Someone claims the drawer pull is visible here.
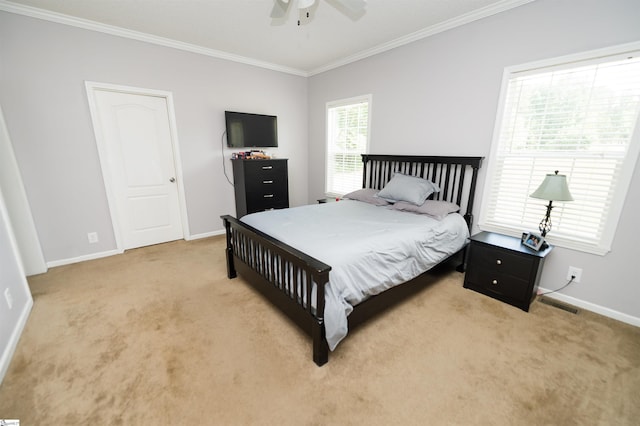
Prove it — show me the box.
[496,259,502,265]
[263,180,274,184]
[262,166,273,170]
[263,194,274,198]
[492,279,498,285]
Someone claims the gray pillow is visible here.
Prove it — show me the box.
[342,188,390,206]
[377,173,440,205]
[390,200,460,220]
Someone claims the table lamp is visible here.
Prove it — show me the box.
[529,171,574,237]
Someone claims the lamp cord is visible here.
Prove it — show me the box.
[538,276,575,296]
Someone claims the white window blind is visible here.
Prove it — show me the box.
[325,96,371,196]
[480,47,640,255]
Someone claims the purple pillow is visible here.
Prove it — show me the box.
[343,188,390,206]
[390,200,460,220]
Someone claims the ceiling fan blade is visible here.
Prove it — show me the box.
[270,0,290,19]
[325,0,366,19]
[333,0,366,14]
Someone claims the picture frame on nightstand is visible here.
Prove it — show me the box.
[522,232,545,251]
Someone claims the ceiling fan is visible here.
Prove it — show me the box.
[270,0,367,25]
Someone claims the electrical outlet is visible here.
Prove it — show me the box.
[87,232,99,244]
[567,266,582,283]
[4,288,13,310]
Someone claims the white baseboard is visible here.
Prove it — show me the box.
[46,248,123,268]
[538,288,640,327]
[46,232,226,268]
[0,297,33,385]
[186,229,225,240]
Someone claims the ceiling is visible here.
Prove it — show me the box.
[1,0,532,75]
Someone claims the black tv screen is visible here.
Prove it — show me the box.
[225,111,278,148]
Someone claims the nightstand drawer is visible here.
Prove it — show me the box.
[465,268,530,301]
[470,245,535,279]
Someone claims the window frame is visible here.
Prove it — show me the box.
[324,94,372,197]
[479,41,640,255]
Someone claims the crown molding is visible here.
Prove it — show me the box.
[308,0,536,76]
[0,0,309,77]
[1,0,534,78]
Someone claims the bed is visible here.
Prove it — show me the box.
[221,154,482,366]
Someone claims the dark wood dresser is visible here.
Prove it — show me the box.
[463,231,552,311]
[231,158,289,218]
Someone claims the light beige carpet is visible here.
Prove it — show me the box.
[0,236,638,425]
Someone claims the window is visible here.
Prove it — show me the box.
[325,95,371,196]
[479,44,640,255]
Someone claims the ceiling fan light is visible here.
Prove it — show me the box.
[298,0,316,9]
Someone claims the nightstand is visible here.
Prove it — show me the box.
[463,231,552,311]
[317,197,339,203]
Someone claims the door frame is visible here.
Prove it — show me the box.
[85,81,190,252]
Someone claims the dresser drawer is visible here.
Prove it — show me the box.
[246,177,288,197]
[246,188,288,202]
[246,196,289,213]
[246,186,288,212]
[242,160,287,180]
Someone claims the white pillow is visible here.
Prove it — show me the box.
[377,173,440,205]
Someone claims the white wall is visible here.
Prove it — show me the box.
[0,184,33,385]
[0,11,308,264]
[0,103,46,276]
[308,0,640,322]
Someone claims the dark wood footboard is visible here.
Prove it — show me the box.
[222,215,332,366]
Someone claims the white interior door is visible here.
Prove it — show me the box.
[88,86,184,250]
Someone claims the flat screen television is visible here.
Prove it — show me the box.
[225,111,278,148]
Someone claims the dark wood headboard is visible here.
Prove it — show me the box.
[361,154,483,228]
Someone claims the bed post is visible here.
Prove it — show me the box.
[222,216,237,279]
[312,270,329,366]
[457,160,482,272]
[463,161,481,229]
[312,320,328,366]
[361,154,369,189]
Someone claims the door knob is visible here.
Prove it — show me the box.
[169,177,176,183]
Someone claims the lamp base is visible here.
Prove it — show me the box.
[539,201,554,237]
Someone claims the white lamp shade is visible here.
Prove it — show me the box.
[530,172,574,201]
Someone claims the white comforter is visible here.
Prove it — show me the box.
[241,200,469,350]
